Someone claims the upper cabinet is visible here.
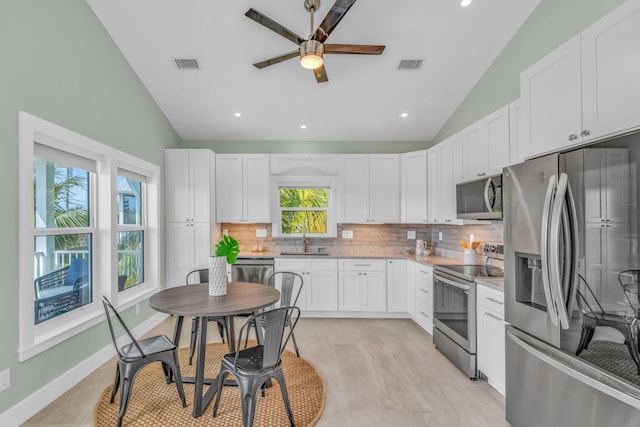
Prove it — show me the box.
[461,105,510,182]
[428,132,463,224]
[338,154,400,223]
[520,0,640,159]
[216,154,270,223]
[400,150,428,223]
[166,149,214,223]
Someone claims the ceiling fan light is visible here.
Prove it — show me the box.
[300,40,324,69]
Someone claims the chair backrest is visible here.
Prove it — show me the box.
[618,269,640,310]
[236,306,300,371]
[101,296,145,359]
[186,268,208,285]
[575,274,605,319]
[267,272,303,308]
[64,257,90,288]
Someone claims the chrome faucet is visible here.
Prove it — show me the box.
[302,217,308,253]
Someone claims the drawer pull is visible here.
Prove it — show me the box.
[486,297,504,305]
[419,289,429,294]
[420,311,430,318]
[354,264,371,267]
[419,270,431,275]
[484,312,503,321]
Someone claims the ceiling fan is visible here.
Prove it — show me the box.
[245,0,385,83]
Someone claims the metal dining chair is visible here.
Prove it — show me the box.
[101,296,186,427]
[186,268,228,364]
[212,306,301,427]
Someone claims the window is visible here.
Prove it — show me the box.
[19,112,160,360]
[280,188,329,234]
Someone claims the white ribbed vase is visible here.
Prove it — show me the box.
[208,256,228,296]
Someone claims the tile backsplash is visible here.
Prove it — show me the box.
[221,222,503,260]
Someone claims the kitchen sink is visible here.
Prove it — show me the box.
[280,252,330,256]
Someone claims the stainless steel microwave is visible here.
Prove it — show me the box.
[456,174,503,220]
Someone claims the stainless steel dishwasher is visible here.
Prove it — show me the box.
[231,257,274,285]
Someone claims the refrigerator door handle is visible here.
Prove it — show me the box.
[541,174,559,327]
[564,177,579,319]
[508,329,640,410]
[549,173,570,329]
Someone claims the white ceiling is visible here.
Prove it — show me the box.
[87,0,540,142]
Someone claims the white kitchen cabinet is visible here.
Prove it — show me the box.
[414,264,433,334]
[338,259,387,312]
[338,154,400,223]
[461,105,510,182]
[165,149,216,287]
[428,133,465,224]
[216,154,270,223]
[400,150,428,223]
[477,284,505,396]
[509,99,525,166]
[386,259,408,313]
[406,260,416,316]
[275,258,338,312]
[520,1,640,160]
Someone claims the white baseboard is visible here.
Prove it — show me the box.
[0,312,169,427]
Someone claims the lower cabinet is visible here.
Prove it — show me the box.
[414,265,434,334]
[338,259,387,312]
[477,284,506,396]
[386,259,408,313]
[275,258,338,312]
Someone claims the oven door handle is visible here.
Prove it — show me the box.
[434,274,471,292]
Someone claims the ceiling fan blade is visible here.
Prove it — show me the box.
[312,0,357,43]
[324,44,385,55]
[252,50,300,69]
[245,8,305,45]
[313,64,329,83]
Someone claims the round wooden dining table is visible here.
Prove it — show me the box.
[149,281,280,417]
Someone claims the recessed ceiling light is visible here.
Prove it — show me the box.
[401,112,409,118]
[461,0,473,7]
[234,112,241,117]
[300,124,308,129]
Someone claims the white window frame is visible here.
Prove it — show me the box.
[18,112,160,361]
[270,175,337,238]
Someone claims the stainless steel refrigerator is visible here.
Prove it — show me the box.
[504,139,640,426]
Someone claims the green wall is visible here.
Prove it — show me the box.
[183,140,428,154]
[0,0,179,414]
[433,0,626,144]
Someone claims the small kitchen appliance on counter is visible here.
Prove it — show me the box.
[432,243,504,379]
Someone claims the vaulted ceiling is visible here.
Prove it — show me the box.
[87,0,540,142]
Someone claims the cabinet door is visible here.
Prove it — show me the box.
[306,269,338,311]
[477,306,505,396]
[485,106,510,174]
[190,150,213,223]
[216,154,244,222]
[166,223,193,287]
[462,121,487,182]
[427,147,440,223]
[166,150,190,222]
[192,222,211,269]
[604,149,630,223]
[400,151,428,223]
[438,138,457,222]
[386,260,407,312]
[243,154,270,222]
[369,154,400,223]
[338,155,370,223]
[363,271,387,312]
[520,35,582,158]
[582,1,640,142]
[338,271,362,311]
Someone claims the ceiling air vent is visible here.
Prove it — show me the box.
[174,58,200,70]
[397,59,424,71]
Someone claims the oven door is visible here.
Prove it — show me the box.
[433,272,476,353]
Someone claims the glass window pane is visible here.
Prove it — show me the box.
[280,188,328,208]
[281,211,327,234]
[33,159,90,229]
[117,176,142,226]
[118,231,144,291]
[33,235,92,324]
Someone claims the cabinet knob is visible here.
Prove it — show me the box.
[568,134,579,141]
[581,129,591,137]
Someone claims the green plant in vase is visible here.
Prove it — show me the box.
[209,235,240,296]
[214,235,240,264]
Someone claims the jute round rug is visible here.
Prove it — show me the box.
[93,343,325,426]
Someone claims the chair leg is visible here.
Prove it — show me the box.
[212,370,228,418]
[291,330,300,358]
[273,369,295,426]
[621,327,640,375]
[575,325,595,356]
[117,376,133,427]
[237,376,262,427]
[110,364,120,404]
[189,317,199,365]
[217,322,226,344]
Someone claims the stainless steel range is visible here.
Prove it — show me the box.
[433,243,504,379]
